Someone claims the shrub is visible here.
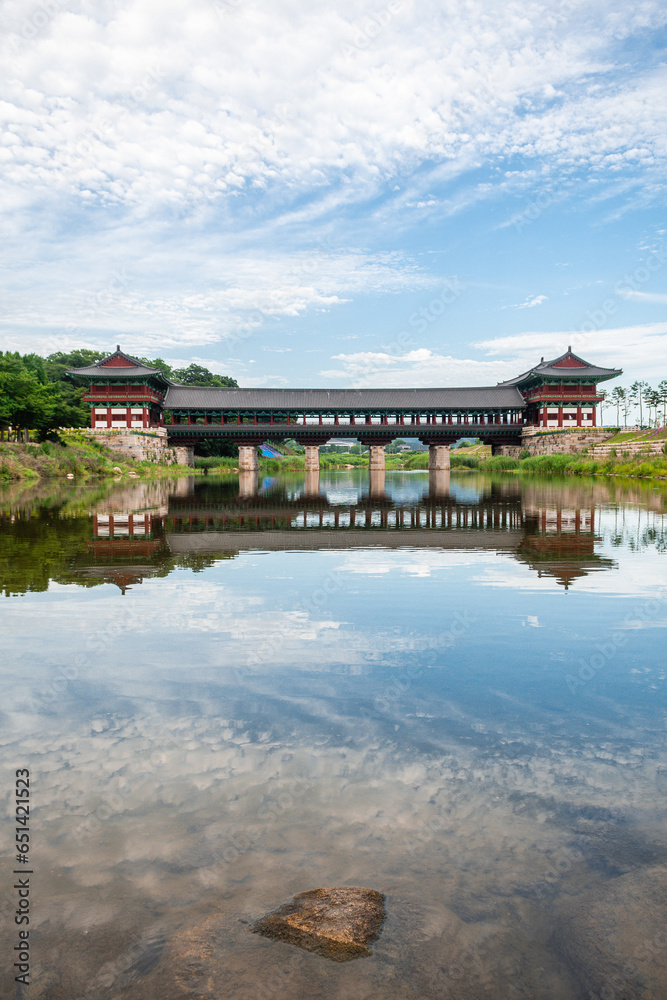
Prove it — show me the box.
[482,455,519,471]
[402,452,430,470]
[450,454,479,469]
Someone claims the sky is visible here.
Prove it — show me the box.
[1,0,666,391]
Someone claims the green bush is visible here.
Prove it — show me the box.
[449,454,479,469]
[402,452,429,470]
[520,453,572,473]
[479,455,519,471]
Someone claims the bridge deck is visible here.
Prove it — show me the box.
[165,420,523,445]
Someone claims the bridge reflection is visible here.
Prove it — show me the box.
[81,471,618,590]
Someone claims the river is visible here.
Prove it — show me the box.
[1,470,666,999]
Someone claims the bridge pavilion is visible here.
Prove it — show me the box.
[66,347,621,469]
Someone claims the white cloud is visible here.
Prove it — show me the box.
[0,246,430,354]
[1,1,666,216]
[1,0,666,367]
[474,322,667,376]
[322,347,518,386]
[617,290,667,304]
[509,294,548,310]
[338,550,500,577]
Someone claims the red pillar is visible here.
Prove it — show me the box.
[592,407,597,427]
[576,405,582,426]
[107,407,112,429]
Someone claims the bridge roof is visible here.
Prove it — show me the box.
[163,384,526,410]
[498,349,621,386]
[66,347,172,386]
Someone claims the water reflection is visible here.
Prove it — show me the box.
[1,471,666,999]
[0,470,643,594]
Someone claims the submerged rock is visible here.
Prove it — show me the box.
[251,886,386,962]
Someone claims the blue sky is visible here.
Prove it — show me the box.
[1,0,666,389]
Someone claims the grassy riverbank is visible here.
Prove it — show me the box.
[195,452,430,473]
[5,434,667,483]
[196,442,667,480]
[0,436,191,482]
[449,449,667,478]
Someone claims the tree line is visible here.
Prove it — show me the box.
[0,350,238,440]
[605,381,667,428]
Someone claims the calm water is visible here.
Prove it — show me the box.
[1,470,666,1000]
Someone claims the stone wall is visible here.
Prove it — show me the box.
[496,427,617,458]
[588,437,666,460]
[83,427,191,465]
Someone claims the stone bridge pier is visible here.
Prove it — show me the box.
[174,445,195,467]
[369,445,385,470]
[238,445,259,471]
[427,444,450,470]
[304,445,320,471]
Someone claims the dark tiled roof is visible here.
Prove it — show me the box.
[68,362,168,378]
[164,385,526,410]
[66,347,171,384]
[499,350,622,386]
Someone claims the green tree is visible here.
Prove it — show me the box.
[45,350,107,428]
[645,387,661,427]
[137,357,175,380]
[0,354,62,438]
[658,380,667,427]
[172,363,238,388]
[45,349,105,382]
[610,386,626,426]
[630,380,649,427]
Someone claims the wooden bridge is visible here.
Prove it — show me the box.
[67,346,621,469]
